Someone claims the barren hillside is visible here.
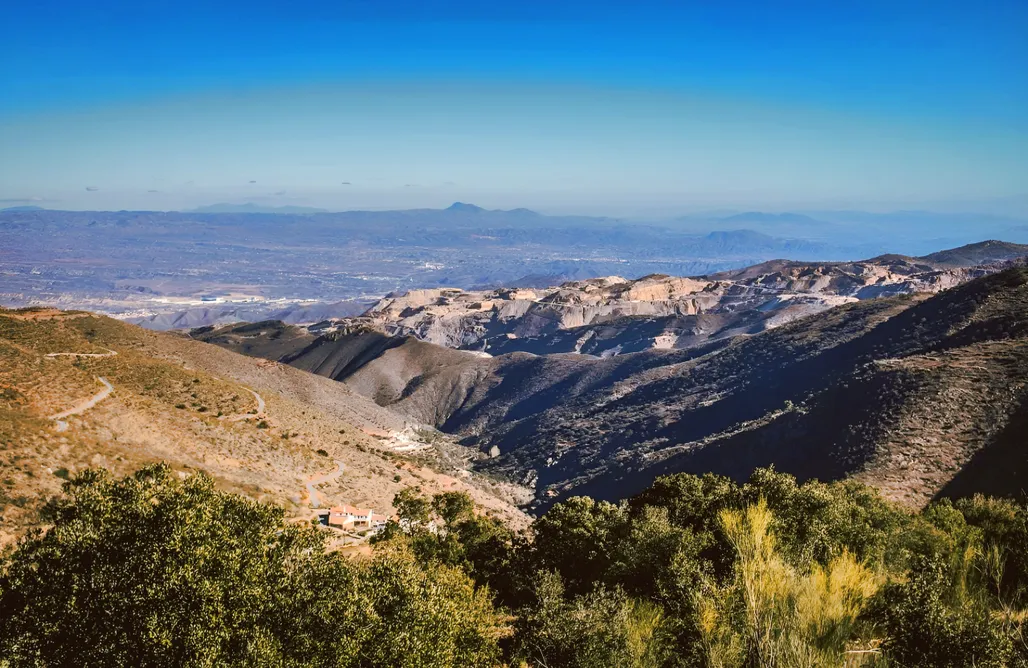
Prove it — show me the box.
[0,309,529,547]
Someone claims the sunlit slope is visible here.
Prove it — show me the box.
[0,309,527,546]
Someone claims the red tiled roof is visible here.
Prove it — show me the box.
[329,504,373,517]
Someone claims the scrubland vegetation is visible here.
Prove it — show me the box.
[4,463,1028,666]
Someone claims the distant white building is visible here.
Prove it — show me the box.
[327,505,389,530]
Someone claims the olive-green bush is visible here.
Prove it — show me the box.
[5,464,1028,667]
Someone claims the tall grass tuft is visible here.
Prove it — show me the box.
[695,499,882,667]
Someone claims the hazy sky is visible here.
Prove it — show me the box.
[2,0,1026,215]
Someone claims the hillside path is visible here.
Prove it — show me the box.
[49,377,114,432]
[221,389,266,422]
[252,389,266,414]
[45,348,118,359]
[305,460,345,509]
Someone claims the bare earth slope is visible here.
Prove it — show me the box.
[0,310,528,547]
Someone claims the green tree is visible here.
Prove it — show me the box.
[0,464,506,668]
[514,571,667,668]
[0,464,310,666]
[375,487,526,607]
[870,556,1013,667]
[432,490,475,525]
[742,468,909,569]
[956,494,1028,605]
[393,486,432,526]
[284,544,508,668]
[531,496,630,596]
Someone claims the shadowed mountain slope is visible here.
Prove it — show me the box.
[196,265,1028,511]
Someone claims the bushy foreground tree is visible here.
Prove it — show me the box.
[6,462,1028,667]
[513,571,667,668]
[0,464,505,668]
[387,470,1028,668]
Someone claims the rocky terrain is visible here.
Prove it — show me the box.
[0,308,529,547]
[192,244,1028,511]
[359,242,1028,356]
[199,241,1028,358]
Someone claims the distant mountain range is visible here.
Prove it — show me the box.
[676,209,1028,251]
[4,205,1027,331]
[188,203,329,214]
[717,211,825,226]
[6,202,1027,254]
[1,206,896,323]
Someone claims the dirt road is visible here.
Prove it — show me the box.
[305,460,345,508]
[50,377,114,431]
[251,389,265,414]
[222,389,266,422]
[45,348,118,359]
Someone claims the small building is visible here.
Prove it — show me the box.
[327,504,375,530]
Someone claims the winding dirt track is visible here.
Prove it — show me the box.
[221,389,266,422]
[45,348,118,359]
[251,389,265,414]
[44,348,334,508]
[49,377,114,432]
[305,460,345,509]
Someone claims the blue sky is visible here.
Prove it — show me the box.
[1,0,1026,215]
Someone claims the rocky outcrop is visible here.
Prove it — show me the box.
[344,250,1010,356]
[195,244,1027,363]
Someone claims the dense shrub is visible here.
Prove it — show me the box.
[870,556,1013,667]
[513,571,666,668]
[695,500,880,667]
[0,464,505,667]
[6,464,1028,667]
[382,469,1028,667]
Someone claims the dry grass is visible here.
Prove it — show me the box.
[696,500,882,667]
[0,309,528,549]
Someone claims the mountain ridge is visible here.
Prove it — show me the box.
[201,241,1026,358]
[190,248,1028,511]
